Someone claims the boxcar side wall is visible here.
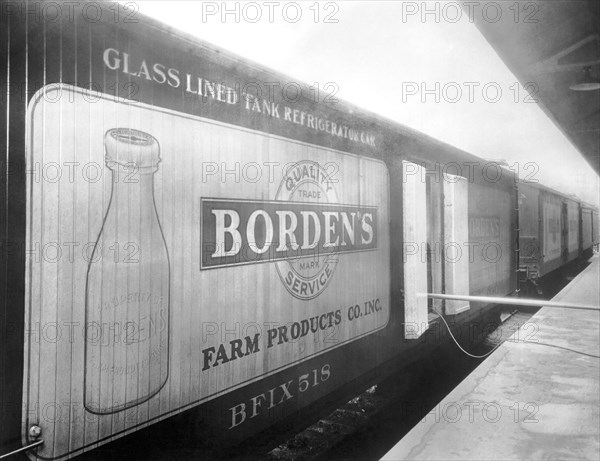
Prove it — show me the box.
[0,10,394,459]
[537,188,583,276]
[468,181,516,307]
[517,182,542,279]
[566,199,580,262]
[581,208,593,251]
[539,190,564,276]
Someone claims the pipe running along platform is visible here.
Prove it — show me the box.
[382,255,600,460]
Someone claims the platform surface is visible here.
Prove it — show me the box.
[382,256,600,460]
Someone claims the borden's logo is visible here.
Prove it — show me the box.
[201,161,377,300]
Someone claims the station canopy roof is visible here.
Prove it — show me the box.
[467,0,600,175]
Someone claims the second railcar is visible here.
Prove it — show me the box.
[518,182,584,285]
[581,202,599,257]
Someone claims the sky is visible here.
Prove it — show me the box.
[121,0,599,206]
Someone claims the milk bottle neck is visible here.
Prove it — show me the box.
[109,164,157,212]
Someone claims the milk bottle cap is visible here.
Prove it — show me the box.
[104,128,161,171]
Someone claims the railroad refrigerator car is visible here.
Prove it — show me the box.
[1,2,519,459]
[518,182,598,290]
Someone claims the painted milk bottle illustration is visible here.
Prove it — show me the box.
[85,128,170,414]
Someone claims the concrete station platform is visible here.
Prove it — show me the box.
[382,256,600,460]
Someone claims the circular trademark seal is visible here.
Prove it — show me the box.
[274,160,339,300]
